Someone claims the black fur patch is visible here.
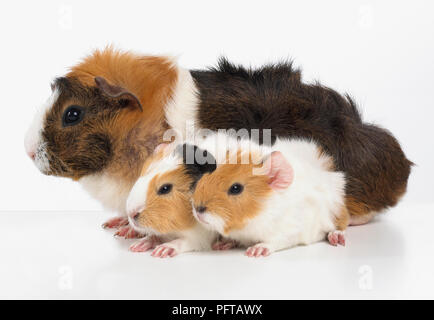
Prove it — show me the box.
[175,143,217,189]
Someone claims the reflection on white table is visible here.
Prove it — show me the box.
[0,202,432,299]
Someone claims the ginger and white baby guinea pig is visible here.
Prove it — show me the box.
[191,134,349,257]
[126,143,218,257]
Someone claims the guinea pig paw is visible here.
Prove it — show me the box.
[114,226,142,239]
[151,244,178,258]
[102,217,129,229]
[327,230,346,246]
[129,236,161,253]
[212,239,238,251]
[245,244,272,258]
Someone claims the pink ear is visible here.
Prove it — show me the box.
[265,151,294,190]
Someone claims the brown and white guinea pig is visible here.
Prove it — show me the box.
[125,143,218,257]
[23,47,197,234]
[191,133,348,257]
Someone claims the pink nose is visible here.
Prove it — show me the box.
[27,150,36,160]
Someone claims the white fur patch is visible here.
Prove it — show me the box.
[237,138,346,249]
[126,175,150,217]
[24,89,59,173]
[80,172,132,215]
[192,205,226,235]
[164,67,199,141]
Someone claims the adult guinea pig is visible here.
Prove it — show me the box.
[191,134,348,257]
[125,143,218,257]
[24,48,194,236]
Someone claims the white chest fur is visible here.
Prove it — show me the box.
[79,173,132,215]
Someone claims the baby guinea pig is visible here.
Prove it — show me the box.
[191,134,349,257]
[126,143,218,257]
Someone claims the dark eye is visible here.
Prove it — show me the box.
[62,105,84,127]
[228,183,244,195]
[157,183,173,195]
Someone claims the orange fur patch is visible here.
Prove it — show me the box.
[136,167,196,233]
[66,47,178,185]
[345,195,372,217]
[193,152,272,234]
[67,47,178,112]
[334,205,350,231]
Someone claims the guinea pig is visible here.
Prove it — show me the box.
[24,47,196,236]
[191,134,348,257]
[125,143,218,257]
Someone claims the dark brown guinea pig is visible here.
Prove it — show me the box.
[191,59,413,225]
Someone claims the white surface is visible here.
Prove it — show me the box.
[0,0,433,211]
[1,203,433,300]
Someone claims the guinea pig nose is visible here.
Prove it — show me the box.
[196,206,207,214]
[27,150,36,160]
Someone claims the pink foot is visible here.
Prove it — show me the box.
[114,226,142,239]
[102,217,129,229]
[151,244,178,258]
[130,236,162,252]
[245,244,271,257]
[328,230,346,246]
[212,238,238,251]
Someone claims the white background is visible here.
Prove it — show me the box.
[0,0,433,300]
[0,0,432,212]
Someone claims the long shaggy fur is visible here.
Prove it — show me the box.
[191,58,413,217]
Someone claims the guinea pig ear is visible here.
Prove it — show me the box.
[94,76,143,111]
[264,151,294,190]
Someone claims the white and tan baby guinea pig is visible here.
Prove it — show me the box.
[191,133,349,257]
[125,143,219,257]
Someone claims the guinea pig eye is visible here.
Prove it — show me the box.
[228,183,244,195]
[157,183,173,195]
[62,105,85,127]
